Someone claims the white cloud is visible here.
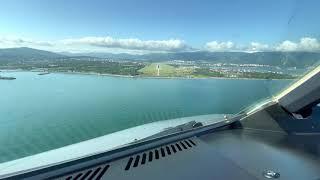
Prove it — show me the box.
[2,35,320,53]
[61,37,188,52]
[205,37,320,53]
[0,37,53,47]
[247,42,269,52]
[275,40,298,51]
[205,41,235,51]
[205,41,270,52]
[299,37,320,51]
[275,37,320,52]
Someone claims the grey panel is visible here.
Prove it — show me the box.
[240,103,286,133]
[278,70,320,113]
[200,129,320,180]
[56,138,256,180]
[54,128,320,180]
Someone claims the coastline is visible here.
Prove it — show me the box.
[0,69,295,81]
[51,71,297,81]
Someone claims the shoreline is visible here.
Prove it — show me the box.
[48,71,295,80]
[0,69,295,81]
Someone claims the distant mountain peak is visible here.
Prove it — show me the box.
[0,47,66,61]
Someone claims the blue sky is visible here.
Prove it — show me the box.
[0,0,320,53]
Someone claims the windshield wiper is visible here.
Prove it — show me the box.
[139,114,245,142]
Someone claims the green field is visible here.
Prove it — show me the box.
[138,63,194,77]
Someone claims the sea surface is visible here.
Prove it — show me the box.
[0,71,293,163]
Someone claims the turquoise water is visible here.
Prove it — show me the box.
[0,71,292,163]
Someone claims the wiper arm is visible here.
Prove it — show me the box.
[140,114,244,141]
[151,120,203,138]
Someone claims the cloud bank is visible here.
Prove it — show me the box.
[205,37,320,52]
[1,36,320,53]
[204,41,235,51]
[205,41,271,52]
[275,37,320,51]
[61,37,188,52]
[0,37,53,48]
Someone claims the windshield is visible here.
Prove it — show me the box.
[0,0,319,165]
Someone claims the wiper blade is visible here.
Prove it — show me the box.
[139,114,244,141]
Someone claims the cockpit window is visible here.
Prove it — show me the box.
[0,0,319,164]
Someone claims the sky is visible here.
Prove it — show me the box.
[0,0,320,53]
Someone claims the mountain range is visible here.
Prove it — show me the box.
[1,47,320,68]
